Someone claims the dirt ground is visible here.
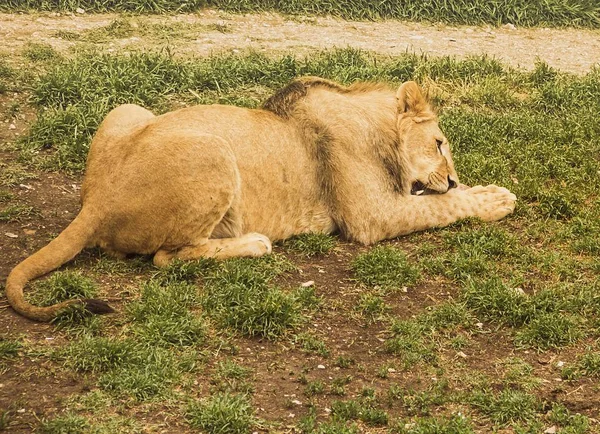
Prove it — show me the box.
[1,10,599,73]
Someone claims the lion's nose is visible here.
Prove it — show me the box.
[448,176,457,189]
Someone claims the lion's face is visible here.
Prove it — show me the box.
[396,82,459,195]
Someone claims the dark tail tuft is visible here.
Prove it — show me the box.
[82,299,115,315]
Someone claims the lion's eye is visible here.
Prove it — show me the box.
[436,139,443,154]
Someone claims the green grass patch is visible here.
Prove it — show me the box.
[0,204,40,222]
[546,402,591,432]
[38,412,90,433]
[200,256,301,339]
[282,232,337,256]
[23,42,60,62]
[29,270,98,307]
[59,335,198,401]
[0,191,15,203]
[562,350,600,380]
[355,292,390,323]
[385,320,437,369]
[515,312,583,349]
[2,0,599,27]
[470,388,540,425]
[352,245,420,291]
[0,339,22,359]
[186,392,255,434]
[0,162,35,187]
[331,396,389,427]
[388,381,451,417]
[0,0,205,13]
[126,280,207,347]
[294,332,330,357]
[211,359,254,394]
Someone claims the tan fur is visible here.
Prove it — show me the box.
[4,79,516,322]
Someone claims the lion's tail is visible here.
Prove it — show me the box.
[5,207,113,322]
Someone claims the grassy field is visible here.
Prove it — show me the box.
[1,15,600,434]
[1,0,600,27]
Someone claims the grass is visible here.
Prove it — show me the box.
[186,392,255,434]
[3,44,600,433]
[1,0,599,27]
[38,413,90,434]
[282,232,338,256]
[331,396,389,426]
[352,245,420,291]
[295,332,331,357]
[200,256,303,339]
[355,293,389,323]
[0,204,40,222]
[29,271,98,307]
[211,360,254,394]
[470,388,540,425]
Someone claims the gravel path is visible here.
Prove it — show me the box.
[1,10,599,73]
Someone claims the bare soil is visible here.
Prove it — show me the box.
[0,10,599,73]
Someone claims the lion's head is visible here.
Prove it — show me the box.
[396,81,459,196]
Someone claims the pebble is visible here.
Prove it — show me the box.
[291,399,302,405]
[9,123,16,130]
[5,232,18,238]
[556,361,565,368]
[75,7,85,14]
[301,280,315,287]
[317,364,326,369]
[544,426,557,433]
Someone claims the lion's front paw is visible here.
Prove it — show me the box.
[241,232,273,256]
[466,184,517,221]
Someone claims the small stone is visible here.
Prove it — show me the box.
[301,280,315,287]
[75,7,85,14]
[291,399,302,405]
[544,426,557,434]
[17,409,25,414]
[387,368,397,373]
[9,123,16,130]
[556,361,565,368]
[504,23,516,30]
[317,364,326,369]
[476,322,484,329]
[457,351,468,359]
[19,184,33,190]
[512,287,526,295]
[5,232,18,238]
[400,286,408,293]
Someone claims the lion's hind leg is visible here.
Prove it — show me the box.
[153,233,272,267]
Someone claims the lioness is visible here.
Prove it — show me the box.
[5,78,516,322]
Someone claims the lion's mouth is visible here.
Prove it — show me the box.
[411,181,438,196]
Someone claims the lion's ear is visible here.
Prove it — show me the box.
[396,81,429,116]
